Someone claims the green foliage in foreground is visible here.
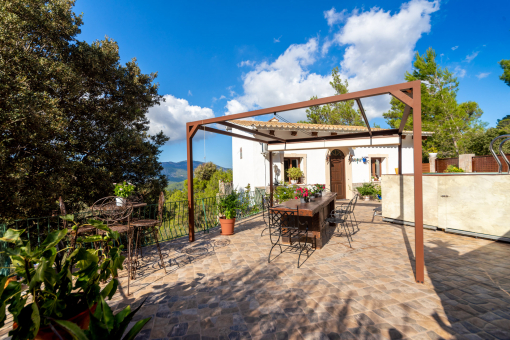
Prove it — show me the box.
[0,0,168,222]
[0,216,149,340]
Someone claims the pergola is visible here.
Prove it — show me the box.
[185,80,425,283]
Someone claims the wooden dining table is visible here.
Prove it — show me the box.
[271,192,337,249]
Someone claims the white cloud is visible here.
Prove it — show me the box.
[224,0,439,121]
[465,51,479,63]
[476,72,491,79]
[225,38,334,120]
[238,60,255,67]
[147,95,214,143]
[188,90,192,96]
[274,36,282,43]
[454,66,466,78]
[330,0,439,118]
[451,46,458,50]
[324,7,347,26]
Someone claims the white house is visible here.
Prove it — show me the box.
[231,118,432,199]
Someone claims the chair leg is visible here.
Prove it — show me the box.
[352,212,359,231]
[342,221,352,248]
[152,226,167,274]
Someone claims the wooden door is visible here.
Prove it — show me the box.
[330,149,346,199]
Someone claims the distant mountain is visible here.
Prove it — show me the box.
[161,161,230,182]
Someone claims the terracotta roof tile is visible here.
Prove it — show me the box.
[229,120,433,135]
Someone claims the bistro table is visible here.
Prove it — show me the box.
[271,192,337,249]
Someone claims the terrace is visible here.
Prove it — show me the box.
[4,201,508,340]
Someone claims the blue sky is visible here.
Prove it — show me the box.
[74,0,509,168]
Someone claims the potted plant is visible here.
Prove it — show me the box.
[375,185,382,200]
[295,187,309,203]
[114,181,135,206]
[356,182,376,201]
[218,191,240,235]
[286,167,304,185]
[314,184,325,197]
[0,216,151,340]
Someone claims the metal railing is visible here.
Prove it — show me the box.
[0,191,265,275]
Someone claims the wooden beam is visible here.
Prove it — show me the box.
[186,123,199,243]
[355,99,371,137]
[268,129,399,145]
[331,132,337,136]
[311,132,318,137]
[190,81,419,125]
[291,131,297,136]
[216,121,286,142]
[391,90,414,107]
[269,130,275,136]
[399,105,412,133]
[202,126,271,143]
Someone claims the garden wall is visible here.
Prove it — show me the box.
[382,174,510,241]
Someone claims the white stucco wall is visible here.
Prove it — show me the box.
[232,130,417,191]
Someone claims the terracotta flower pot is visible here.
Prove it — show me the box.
[14,304,97,340]
[220,217,236,235]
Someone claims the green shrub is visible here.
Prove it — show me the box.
[444,165,464,173]
[287,167,304,180]
[356,182,377,196]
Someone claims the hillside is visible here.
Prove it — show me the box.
[161,161,230,183]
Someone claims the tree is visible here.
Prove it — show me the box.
[299,67,365,126]
[464,127,510,156]
[383,48,485,157]
[194,162,217,181]
[499,59,510,87]
[0,0,168,221]
[496,114,510,129]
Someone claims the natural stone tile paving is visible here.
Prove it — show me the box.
[1,201,510,340]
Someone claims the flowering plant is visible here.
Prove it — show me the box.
[314,184,325,192]
[114,181,135,198]
[294,186,309,200]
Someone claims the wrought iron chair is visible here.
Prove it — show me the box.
[267,207,315,268]
[91,197,135,293]
[325,202,353,248]
[335,194,359,233]
[130,192,167,275]
[260,196,272,236]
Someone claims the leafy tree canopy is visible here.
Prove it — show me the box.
[194,162,217,181]
[499,59,510,87]
[464,127,510,156]
[496,114,510,129]
[383,48,485,157]
[166,169,233,202]
[0,0,168,221]
[299,67,365,126]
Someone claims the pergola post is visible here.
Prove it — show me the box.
[269,151,273,206]
[182,80,425,284]
[398,134,402,174]
[187,123,199,242]
[412,83,424,283]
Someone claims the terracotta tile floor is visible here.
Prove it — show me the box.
[2,201,510,340]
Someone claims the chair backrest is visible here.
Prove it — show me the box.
[157,192,165,222]
[269,207,301,230]
[91,196,133,224]
[349,194,358,213]
[262,196,272,225]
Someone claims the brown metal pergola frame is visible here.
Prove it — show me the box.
[185,80,424,283]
